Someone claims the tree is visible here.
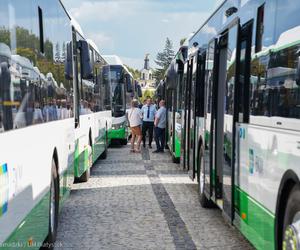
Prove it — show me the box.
[124,64,140,79]
[154,37,175,81]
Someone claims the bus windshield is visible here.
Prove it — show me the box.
[110,66,125,117]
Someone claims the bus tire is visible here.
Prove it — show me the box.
[78,166,90,183]
[121,139,128,145]
[172,154,180,164]
[198,147,214,208]
[45,159,59,248]
[100,147,107,159]
[282,184,300,250]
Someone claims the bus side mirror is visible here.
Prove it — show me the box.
[126,75,133,93]
[64,42,73,80]
[78,40,93,80]
[94,84,100,94]
[137,84,142,97]
[296,50,300,86]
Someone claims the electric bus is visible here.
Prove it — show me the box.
[0,0,76,247]
[102,55,133,145]
[68,20,112,183]
[177,0,300,249]
[165,46,188,163]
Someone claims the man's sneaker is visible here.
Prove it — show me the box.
[153,150,160,153]
[149,145,152,149]
[159,150,164,153]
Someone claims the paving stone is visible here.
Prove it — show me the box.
[55,144,253,250]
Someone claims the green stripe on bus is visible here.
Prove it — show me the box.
[234,186,275,250]
[2,170,70,250]
[174,133,181,158]
[74,139,80,178]
[92,128,106,163]
[74,142,90,178]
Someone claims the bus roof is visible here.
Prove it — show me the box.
[188,0,227,43]
[70,15,85,38]
[87,39,100,55]
[102,55,123,66]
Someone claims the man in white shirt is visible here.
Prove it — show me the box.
[153,100,166,153]
[141,98,156,148]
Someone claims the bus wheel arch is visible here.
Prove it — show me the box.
[275,170,300,250]
[45,149,60,245]
[197,136,213,208]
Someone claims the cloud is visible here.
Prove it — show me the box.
[68,1,134,22]
[86,32,114,51]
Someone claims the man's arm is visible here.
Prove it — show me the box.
[154,110,160,127]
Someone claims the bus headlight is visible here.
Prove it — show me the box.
[112,122,126,130]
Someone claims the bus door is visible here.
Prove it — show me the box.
[189,51,207,181]
[166,89,173,151]
[234,21,253,219]
[188,54,197,179]
[185,57,193,171]
[213,21,239,221]
[180,62,189,169]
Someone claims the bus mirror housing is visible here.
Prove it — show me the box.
[296,49,300,85]
[126,74,133,93]
[64,42,73,80]
[136,84,142,97]
[78,40,93,80]
[94,84,100,94]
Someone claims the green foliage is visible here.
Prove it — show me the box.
[0,26,66,87]
[124,64,140,79]
[180,37,187,46]
[154,37,175,80]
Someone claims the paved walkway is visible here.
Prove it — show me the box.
[55,145,253,250]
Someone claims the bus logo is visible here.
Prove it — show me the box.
[0,163,9,217]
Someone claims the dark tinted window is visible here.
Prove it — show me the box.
[0,1,74,133]
[250,45,300,119]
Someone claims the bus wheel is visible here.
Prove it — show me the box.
[172,154,180,164]
[198,147,214,208]
[282,184,300,250]
[46,159,59,246]
[121,139,128,145]
[100,141,108,159]
[77,144,92,182]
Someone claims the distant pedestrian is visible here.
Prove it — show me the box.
[153,100,166,153]
[128,99,142,153]
[141,98,156,148]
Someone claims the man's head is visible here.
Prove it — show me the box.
[146,98,152,106]
[159,100,165,108]
[131,99,139,108]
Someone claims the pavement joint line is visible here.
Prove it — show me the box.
[141,148,197,250]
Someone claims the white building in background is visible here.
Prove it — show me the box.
[140,54,153,81]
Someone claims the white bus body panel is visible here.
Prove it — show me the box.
[0,118,74,244]
[237,118,300,214]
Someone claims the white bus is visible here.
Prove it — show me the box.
[166,0,300,249]
[0,0,110,248]
[0,0,76,247]
[102,55,133,145]
[69,19,112,183]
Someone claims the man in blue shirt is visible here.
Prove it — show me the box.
[153,100,166,153]
[141,98,156,148]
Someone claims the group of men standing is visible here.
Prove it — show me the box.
[140,98,166,152]
[128,97,166,153]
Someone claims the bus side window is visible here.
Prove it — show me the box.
[255,4,264,53]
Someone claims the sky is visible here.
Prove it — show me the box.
[61,0,224,69]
